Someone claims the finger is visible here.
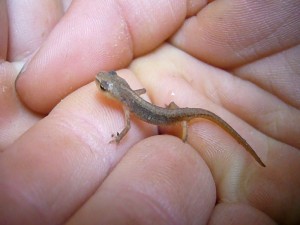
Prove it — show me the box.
[66,136,215,225]
[171,0,300,68]
[15,0,188,114]
[0,61,40,149]
[233,46,300,148]
[0,71,156,224]
[7,0,64,61]
[233,45,300,109]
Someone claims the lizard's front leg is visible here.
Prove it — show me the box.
[110,106,131,144]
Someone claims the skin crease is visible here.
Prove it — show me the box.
[0,1,299,225]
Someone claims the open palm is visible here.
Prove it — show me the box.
[1,1,299,224]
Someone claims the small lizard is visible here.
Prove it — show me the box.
[95,71,266,167]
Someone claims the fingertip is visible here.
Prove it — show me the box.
[67,135,215,224]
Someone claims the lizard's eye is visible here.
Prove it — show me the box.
[100,83,106,91]
[99,80,110,91]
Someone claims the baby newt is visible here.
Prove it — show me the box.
[95,71,265,167]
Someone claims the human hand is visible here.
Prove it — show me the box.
[1,1,299,224]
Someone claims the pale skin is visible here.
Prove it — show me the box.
[1,1,300,225]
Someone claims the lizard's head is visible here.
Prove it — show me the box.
[95,71,129,101]
[95,71,117,93]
